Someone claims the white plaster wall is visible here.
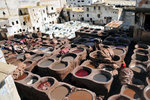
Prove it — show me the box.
[8,16,22,34]
[66,0,98,7]
[83,5,120,24]
[19,0,40,8]
[0,20,8,27]
[70,11,83,21]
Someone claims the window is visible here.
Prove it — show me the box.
[97,14,100,18]
[16,21,19,24]
[3,11,5,16]
[87,14,89,17]
[51,7,53,10]
[81,0,84,2]
[94,6,96,10]
[12,22,14,25]
[44,18,46,21]
[87,7,89,11]
[43,10,45,13]
[98,6,101,10]
[72,15,74,17]
[23,21,26,25]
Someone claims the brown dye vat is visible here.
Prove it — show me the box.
[68,90,92,100]
[33,55,42,60]
[148,78,150,83]
[11,60,22,65]
[72,49,83,53]
[39,60,53,66]
[131,65,145,73]
[113,48,124,55]
[146,89,150,99]
[52,63,66,69]
[50,85,69,100]
[62,56,74,62]
[16,73,28,81]
[87,64,95,69]
[93,74,108,82]
[123,88,138,99]
[6,57,16,63]
[24,61,32,66]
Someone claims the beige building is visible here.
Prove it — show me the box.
[134,0,150,42]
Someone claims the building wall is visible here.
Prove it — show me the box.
[66,0,98,7]
[83,4,122,24]
[8,16,22,35]
[70,11,83,21]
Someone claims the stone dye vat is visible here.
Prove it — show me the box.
[129,60,147,81]
[112,47,126,60]
[24,60,37,71]
[75,67,91,77]
[134,49,149,55]
[81,60,97,69]
[50,61,73,80]
[34,77,58,93]
[72,66,113,96]
[51,62,67,70]
[6,56,17,64]
[38,58,54,68]
[135,43,149,50]
[132,54,149,62]
[68,90,93,100]
[16,72,28,81]
[50,84,71,100]
[120,85,143,100]
[31,54,45,61]
[61,53,79,68]
[144,85,150,100]
[70,47,87,60]
[108,94,130,100]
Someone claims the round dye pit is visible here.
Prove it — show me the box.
[112,55,120,61]
[52,63,66,70]
[50,85,70,100]
[113,48,124,56]
[123,88,139,99]
[102,65,114,71]
[75,68,90,77]
[62,56,74,62]
[68,90,92,100]
[16,73,28,81]
[11,60,22,66]
[38,81,51,90]
[93,73,109,82]
[84,42,94,46]
[130,65,146,73]
[108,94,130,100]
[33,55,42,60]
[40,46,48,50]
[39,59,53,67]
[136,49,149,55]
[26,76,38,85]
[72,49,83,53]
[24,61,32,67]
[145,88,150,99]
[87,64,95,69]
[6,57,16,63]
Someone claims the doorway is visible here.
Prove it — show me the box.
[144,14,150,31]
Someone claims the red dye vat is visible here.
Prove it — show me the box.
[31,42,36,45]
[75,69,89,77]
[38,81,51,90]
[61,48,69,54]
[72,49,83,53]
